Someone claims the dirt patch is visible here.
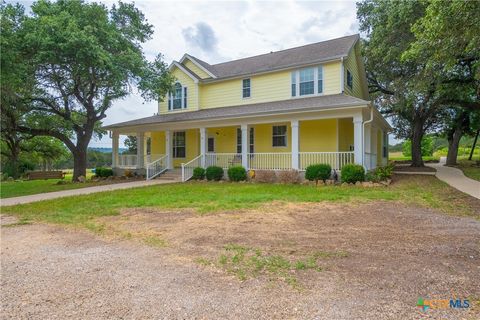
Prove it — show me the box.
[2,202,480,319]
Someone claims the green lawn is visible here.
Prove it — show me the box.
[1,171,97,199]
[456,159,480,181]
[2,176,478,233]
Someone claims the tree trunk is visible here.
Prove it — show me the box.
[72,148,87,181]
[469,130,479,160]
[10,147,20,179]
[410,121,424,167]
[446,126,463,166]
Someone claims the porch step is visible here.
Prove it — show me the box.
[154,169,182,181]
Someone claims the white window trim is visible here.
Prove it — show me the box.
[168,82,188,111]
[291,65,324,98]
[272,125,288,148]
[242,78,251,99]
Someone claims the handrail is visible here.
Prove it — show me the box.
[146,154,168,180]
[181,154,203,182]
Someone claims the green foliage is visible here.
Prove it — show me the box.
[1,0,174,180]
[305,164,332,182]
[341,164,365,183]
[192,167,205,180]
[206,166,224,181]
[227,166,247,182]
[366,164,394,182]
[402,136,433,157]
[95,167,113,178]
[124,136,137,154]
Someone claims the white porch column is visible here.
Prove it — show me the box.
[353,116,363,166]
[136,132,145,169]
[241,124,248,169]
[112,131,119,168]
[199,127,206,167]
[291,120,299,170]
[165,130,173,169]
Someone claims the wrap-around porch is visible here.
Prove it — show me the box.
[111,113,388,181]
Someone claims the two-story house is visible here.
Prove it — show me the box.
[104,34,391,181]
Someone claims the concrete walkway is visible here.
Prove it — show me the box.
[427,157,480,199]
[0,179,176,207]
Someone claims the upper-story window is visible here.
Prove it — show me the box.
[168,82,187,111]
[346,70,353,90]
[291,66,324,97]
[242,78,251,98]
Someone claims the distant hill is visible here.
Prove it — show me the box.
[88,147,126,153]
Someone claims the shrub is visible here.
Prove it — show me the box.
[192,167,206,180]
[124,169,134,178]
[365,164,394,182]
[305,164,332,183]
[95,166,114,178]
[227,166,247,181]
[206,166,224,181]
[254,170,276,183]
[341,164,365,183]
[277,170,300,184]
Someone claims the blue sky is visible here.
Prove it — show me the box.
[13,1,397,147]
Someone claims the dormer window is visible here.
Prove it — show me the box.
[168,82,188,110]
[291,66,323,97]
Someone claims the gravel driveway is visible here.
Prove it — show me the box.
[1,201,479,319]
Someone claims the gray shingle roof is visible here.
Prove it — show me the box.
[103,94,369,130]
[188,34,359,80]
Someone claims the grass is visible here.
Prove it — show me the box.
[1,171,104,199]
[455,159,480,181]
[203,243,346,287]
[1,176,478,232]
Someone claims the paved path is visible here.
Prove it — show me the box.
[0,179,176,207]
[427,157,480,199]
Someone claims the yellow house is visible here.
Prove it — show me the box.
[104,34,391,181]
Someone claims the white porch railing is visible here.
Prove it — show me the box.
[118,154,137,168]
[205,153,242,169]
[248,153,292,170]
[146,155,168,180]
[181,154,203,182]
[364,152,377,171]
[299,152,354,170]
[118,153,164,168]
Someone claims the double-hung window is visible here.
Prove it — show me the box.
[299,68,314,95]
[242,79,251,98]
[173,131,186,158]
[272,125,287,147]
[291,66,323,97]
[168,83,187,110]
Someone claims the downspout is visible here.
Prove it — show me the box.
[362,105,374,169]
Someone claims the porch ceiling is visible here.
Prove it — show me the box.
[103,94,369,132]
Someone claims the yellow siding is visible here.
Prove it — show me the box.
[338,118,354,151]
[299,119,337,152]
[183,59,211,79]
[206,127,237,153]
[323,62,342,95]
[343,42,367,99]
[251,123,291,153]
[158,67,198,114]
[150,131,165,154]
[199,62,342,109]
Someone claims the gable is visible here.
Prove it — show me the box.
[182,58,212,79]
[343,41,369,100]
